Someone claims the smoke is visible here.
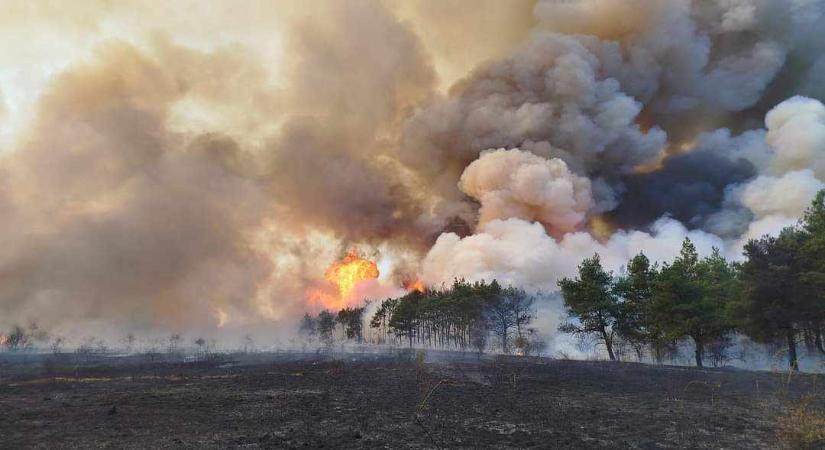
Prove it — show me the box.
[1,0,825,347]
[610,148,757,229]
[422,217,725,293]
[416,0,825,300]
[458,148,593,234]
[0,40,275,337]
[765,96,825,177]
[737,169,824,219]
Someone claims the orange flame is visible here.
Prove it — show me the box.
[0,334,7,347]
[307,251,379,310]
[325,252,379,299]
[403,278,426,293]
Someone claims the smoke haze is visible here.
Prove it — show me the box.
[2,0,825,345]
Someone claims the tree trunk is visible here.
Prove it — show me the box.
[815,327,825,356]
[787,328,799,371]
[501,328,508,354]
[600,327,616,361]
[694,340,703,368]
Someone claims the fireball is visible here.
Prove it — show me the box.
[325,252,379,299]
[308,251,379,309]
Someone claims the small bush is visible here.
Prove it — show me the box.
[776,396,825,449]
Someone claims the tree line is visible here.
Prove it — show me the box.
[300,279,542,355]
[559,191,825,370]
[300,191,825,371]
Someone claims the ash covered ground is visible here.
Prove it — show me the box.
[1,351,822,449]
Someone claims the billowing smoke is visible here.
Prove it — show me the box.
[422,217,725,292]
[765,96,825,177]
[458,148,592,234]
[1,0,825,345]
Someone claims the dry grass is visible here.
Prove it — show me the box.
[776,395,825,450]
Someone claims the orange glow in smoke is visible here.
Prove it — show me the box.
[403,278,426,293]
[307,251,379,310]
[0,334,7,347]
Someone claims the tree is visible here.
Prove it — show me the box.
[481,282,526,353]
[470,322,488,357]
[651,239,733,368]
[799,190,825,355]
[122,333,136,352]
[4,325,30,352]
[389,291,422,347]
[242,335,254,353]
[50,336,65,354]
[613,253,658,361]
[735,228,810,370]
[317,310,337,346]
[558,254,620,360]
[695,248,740,364]
[337,306,365,342]
[484,285,534,354]
[299,313,317,337]
[369,298,398,344]
[168,334,182,353]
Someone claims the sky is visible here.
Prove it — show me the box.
[1,0,825,344]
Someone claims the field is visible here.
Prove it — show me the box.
[1,351,823,449]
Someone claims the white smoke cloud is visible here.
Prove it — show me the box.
[766,96,825,178]
[737,169,824,219]
[422,217,726,294]
[458,148,592,234]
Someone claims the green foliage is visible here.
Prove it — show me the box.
[613,253,659,358]
[800,191,825,356]
[367,279,535,352]
[735,228,811,369]
[647,240,736,367]
[558,254,619,360]
[337,306,365,342]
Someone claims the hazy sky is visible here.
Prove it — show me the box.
[1,0,824,343]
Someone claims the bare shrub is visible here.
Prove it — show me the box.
[776,396,825,449]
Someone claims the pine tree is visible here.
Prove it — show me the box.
[736,228,809,370]
[800,190,825,355]
[614,253,658,361]
[558,254,619,360]
[651,239,732,367]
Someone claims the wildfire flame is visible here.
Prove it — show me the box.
[0,334,7,347]
[403,278,426,293]
[308,251,379,310]
[325,252,379,299]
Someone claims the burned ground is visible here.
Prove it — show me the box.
[0,352,822,449]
